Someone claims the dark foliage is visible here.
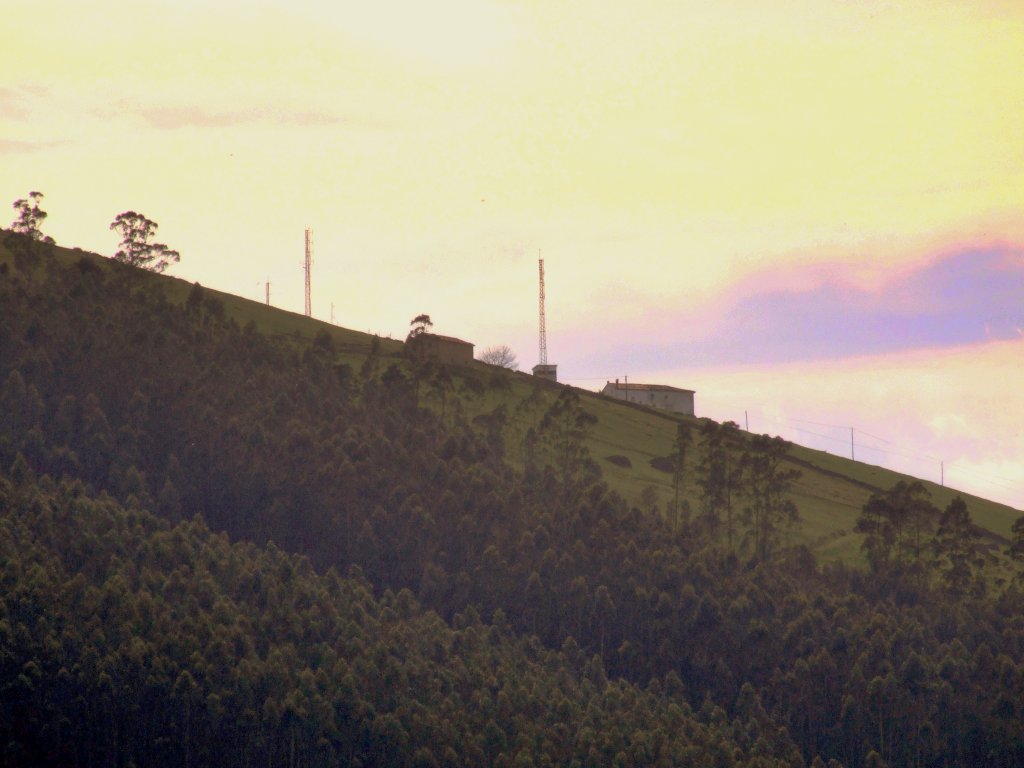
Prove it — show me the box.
[1,473,801,767]
[1,244,1022,767]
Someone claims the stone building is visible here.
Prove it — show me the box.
[532,363,558,382]
[601,379,695,416]
[406,333,474,365]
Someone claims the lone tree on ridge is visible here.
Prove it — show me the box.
[10,192,55,243]
[407,314,433,340]
[110,211,180,272]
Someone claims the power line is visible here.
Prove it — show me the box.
[563,376,1020,504]
[786,416,849,430]
[855,428,896,446]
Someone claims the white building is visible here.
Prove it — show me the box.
[602,380,695,416]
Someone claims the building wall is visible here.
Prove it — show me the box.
[408,334,474,365]
[532,363,558,382]
[602,383,694,416]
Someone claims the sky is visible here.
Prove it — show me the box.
[3,0,1022,510]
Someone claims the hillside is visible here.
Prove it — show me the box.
[2,233,1024,768]
[577,398,1020,565]
[7,235,1016,566]
[2,471,806,767]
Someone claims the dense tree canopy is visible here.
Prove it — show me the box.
[1,240,1022,767]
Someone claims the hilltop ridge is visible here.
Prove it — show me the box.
[3,234,1018,558]
[2,232,1023,767]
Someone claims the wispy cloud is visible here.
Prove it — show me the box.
[0,138,68,154]
[578,246,1024,372]
[0,84,50,121]
[135,104,369,130]
[0,88,30,120]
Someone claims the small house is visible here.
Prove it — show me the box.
[532,363,558,382]
[602,379,695,416]
[406,333,474,365]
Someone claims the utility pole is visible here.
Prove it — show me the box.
[304,227,313,317]
[265,279,270,306]
[851,427,855,461]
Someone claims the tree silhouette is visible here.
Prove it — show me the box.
[933,496,980,595]
[856,480,938,575]
[408,314,433,340]
[10,192,55,243]
[478,345,519,370]
[696,420,742,547]
[110,211,180,272]
[539,389,598,494]
[669,422,692,532]
[1008,515,1024,563]
[740,434,801,561]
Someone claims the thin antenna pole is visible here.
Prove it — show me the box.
[331,302,335,325]
[851,427,855,461]
[745,410,749,431]
[304,228,313,317]
[538,255,547,365]
[265,279,270,306]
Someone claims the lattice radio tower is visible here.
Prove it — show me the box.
[531,255,557,381]
[538,256,547,365]
[304,227,313,317]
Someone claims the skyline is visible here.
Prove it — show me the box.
[3,0,1022,508]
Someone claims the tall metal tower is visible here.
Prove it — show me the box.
[304,228,313,317]
[532,255,558,382]
[538,256,548,365]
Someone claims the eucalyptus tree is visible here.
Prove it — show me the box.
[740,434,801,561]
[10,191,54,243]
[110,210,180,272]
[696,420,743,548]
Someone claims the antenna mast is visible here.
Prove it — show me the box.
[538,256,547,365]
[531,255,558,382]
[304,228,313,317]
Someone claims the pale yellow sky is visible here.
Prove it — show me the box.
[3,0,1022,507]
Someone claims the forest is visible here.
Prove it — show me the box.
[1,232,1023,767]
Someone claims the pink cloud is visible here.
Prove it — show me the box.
[571,244,1024,373]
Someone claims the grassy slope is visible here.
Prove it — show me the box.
[6,237,1020,568]
[1,239,404,362]
[513,381,1020,564]
[459,352,1019,559]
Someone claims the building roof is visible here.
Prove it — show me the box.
[605,381,695,394]
[411,333,473,347]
